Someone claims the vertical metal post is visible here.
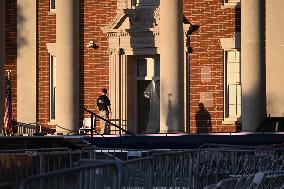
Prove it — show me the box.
[91,113,94,140]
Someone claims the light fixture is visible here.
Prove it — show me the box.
[86,41,97,48]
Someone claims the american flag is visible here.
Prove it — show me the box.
[4,79,12,131]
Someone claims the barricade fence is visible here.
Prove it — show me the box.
[122,157,153,188]
[1,144,284,189]
[0,148,72,188]
[76,150,196,188]
[152,151,194,188]
[196,144,284,189]
[80,146,183,161]
[19,163,119,189]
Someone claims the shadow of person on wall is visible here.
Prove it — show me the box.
[195,103,212,133]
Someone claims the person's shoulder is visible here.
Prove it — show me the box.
[98,95,105,100]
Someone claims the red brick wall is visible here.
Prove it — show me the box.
[184,0,240,132]
[37,0,56,128]
[79,0,117,123]
[7,0,240,133]
[5,0,17,120]
[36,0,117,130]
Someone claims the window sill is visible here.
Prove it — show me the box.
[221,3,240,9]
[48,10,56,15]
[222,118,237,125]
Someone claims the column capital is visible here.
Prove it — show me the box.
[108,48,115,55]
[118,48,125,55]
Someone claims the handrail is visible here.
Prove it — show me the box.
[80,106,150,148]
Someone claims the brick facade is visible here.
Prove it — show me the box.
[5,0,240,133]
[184,0,240,132]
[37,0,56,128]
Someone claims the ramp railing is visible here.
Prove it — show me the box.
[80,106,150,148]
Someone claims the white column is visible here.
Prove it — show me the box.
[241,0,266,131]
[0,0,5,130]
[17,0,37,124]
[266,0,284,117]
[160,0,184,132]
[56,0,79,133]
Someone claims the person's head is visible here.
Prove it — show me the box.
[198,103,205,110]
[102,88,107,94]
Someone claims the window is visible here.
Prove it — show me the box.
[50,55,56,120]
[222,0,240,8]
[224,50,241,122]
[50,0,56,12]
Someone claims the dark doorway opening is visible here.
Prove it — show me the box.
[137,80,151,134]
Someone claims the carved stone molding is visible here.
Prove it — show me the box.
[128,8,160,29]
[103,5,192,55]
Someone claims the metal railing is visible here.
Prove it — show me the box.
[16,122,40,136]
[0,148,72,188]
[80,106,150,148]
[0,122,41,136]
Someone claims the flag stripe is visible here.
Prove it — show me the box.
[4,80,12,130]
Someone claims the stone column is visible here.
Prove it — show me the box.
[160,0,184,133]
[266,0,284,117]
[241,0,266,131]
[56,0,79,133]
[17,0,37,124]
[0,0,5,130]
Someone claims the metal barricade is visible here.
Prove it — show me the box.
[19,162,120,189]
[0,148,72,188]
[195,144,284,189]
[80,146,150,161]
[152,150,194,188]
[79,148,196,188]
[122,157,153,188]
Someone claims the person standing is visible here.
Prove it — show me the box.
[97,88,111,134]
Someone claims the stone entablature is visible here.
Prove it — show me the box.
[102,8,191,54]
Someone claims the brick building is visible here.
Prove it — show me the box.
[0,0,283,134]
